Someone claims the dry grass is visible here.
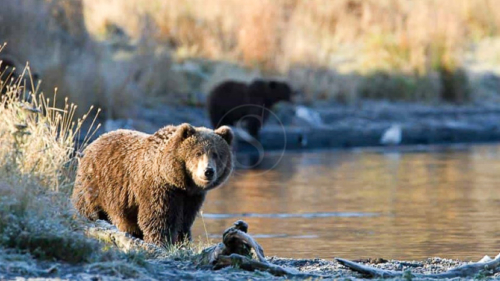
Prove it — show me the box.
[0,65,100,191]
[0,0,188,120]
[0,63,108,263]
[2,0,499,112]
[77,0,500,103]
[81,0,500,74]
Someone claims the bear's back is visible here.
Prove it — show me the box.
[79,129,152,169]
[207,80,250,109]
[209,81,248,97]
[88,128,148,148]
[153,125,178,142]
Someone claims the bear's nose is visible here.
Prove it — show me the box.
[204,168,215,180]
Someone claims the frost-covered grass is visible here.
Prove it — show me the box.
[0,178,101,263]
[0,65,100,191]
[0,62,108,263]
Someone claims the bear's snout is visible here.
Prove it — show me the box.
[190,153,218,187]
[198,164,216,183]
[204,167,215,180]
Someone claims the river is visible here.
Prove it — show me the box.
[192,144,500,261]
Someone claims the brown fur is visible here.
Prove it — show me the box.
[72,123,233,245]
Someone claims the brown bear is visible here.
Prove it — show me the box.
[207,79,292,139]
[72,123,233,246]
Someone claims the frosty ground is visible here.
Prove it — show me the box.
[2,247,498,280]
[1,221,499,281]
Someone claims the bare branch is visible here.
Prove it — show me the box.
[336,253,500,279]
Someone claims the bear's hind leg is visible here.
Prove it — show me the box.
[72,186,104,221]
[109,213,143,239]
[97,210,110,222]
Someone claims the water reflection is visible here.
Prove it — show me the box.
[202,212,378,219]
[192,144,500,261]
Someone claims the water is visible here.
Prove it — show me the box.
[191,144,500,261]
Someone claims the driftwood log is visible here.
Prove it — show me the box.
[336,253,500,279]
[196,220,265,267]
[195,220,321,278]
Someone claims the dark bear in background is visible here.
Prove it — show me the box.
[207,79,292,139]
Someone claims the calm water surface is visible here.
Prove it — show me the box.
[192,144,500,261]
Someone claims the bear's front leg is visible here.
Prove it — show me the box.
[178,192,206,243]
[138,190,184,246]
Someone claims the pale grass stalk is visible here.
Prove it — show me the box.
[0,64,98,191]
[200,210,211,245]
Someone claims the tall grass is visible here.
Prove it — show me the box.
[0,65,100,191]
[0,0,188,120]
[0,63,106,263]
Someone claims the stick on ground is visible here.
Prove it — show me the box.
[336,253,500,279]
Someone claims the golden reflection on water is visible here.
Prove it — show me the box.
[192,145,500,261]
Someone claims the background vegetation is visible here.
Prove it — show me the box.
[0,64,103,262]
[1,0,500,122]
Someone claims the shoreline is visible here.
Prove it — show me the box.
[245,101,500,151]
[2,220,498,280]
[1,247,498,280]
[3,220,498,280]
[90,100,500,153]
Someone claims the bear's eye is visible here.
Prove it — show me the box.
[212,152,218,159]
[195,152,202,157]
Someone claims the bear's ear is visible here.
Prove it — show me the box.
[176,123,196,140]
[215,126,233,145]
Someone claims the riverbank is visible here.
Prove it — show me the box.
[1,200,499,280]
[1,241,498,280]
[261,100,500,150]
[95,100,500,153]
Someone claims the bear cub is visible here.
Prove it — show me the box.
[72,123,233,246]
